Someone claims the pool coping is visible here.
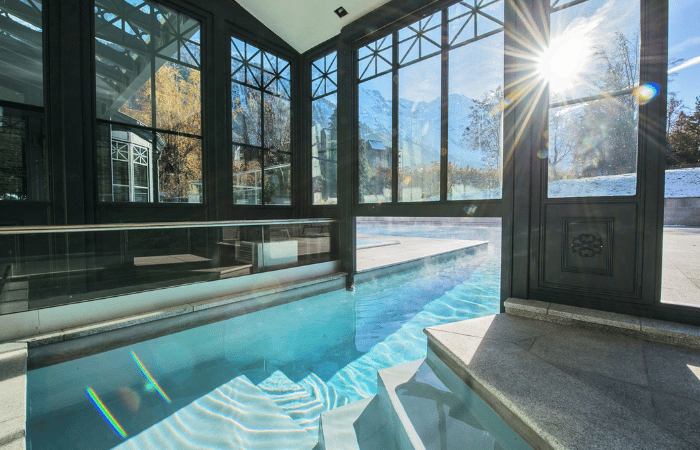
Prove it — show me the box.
[504,297,700,350]
[0,342,26,450]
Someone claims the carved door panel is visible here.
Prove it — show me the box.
[537,202,644,303]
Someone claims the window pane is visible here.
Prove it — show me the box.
[547,0,640,104]
[264,95,290,152]
[159,135,202,203]
[155,59,201,135]
[397,12,441,66]
[398,55,441,202]
[448,33,504,200]
[264,151,291,205]
[233,146,261,205]
[95,0,201,133]
[548,95,638,197]
[232,84,262,146]
[359,73,393,203]
[0,0,43,106]
[312,93,337,205]
[0,108,47,201]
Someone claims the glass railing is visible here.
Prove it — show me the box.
[0,219,337,315]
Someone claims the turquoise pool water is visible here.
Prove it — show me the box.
[27,224,501,449]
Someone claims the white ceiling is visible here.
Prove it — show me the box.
[235,0,393,53]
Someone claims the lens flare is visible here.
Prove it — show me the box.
[464,205,478,216]
[131,351,171,403]
[633,82,660,105]
[489,98,511,116]
[537,150,548,159]
[85,387,128,439]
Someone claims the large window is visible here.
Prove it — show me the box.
[94,0,202,203]
[231,37,291,205]
[0,0,48,202]
[357,0,504,204]
[311,52,338,205]
[543,0,640,198]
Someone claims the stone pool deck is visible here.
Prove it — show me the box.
[426,298,700,450]
[356,235,488,280]
[0,343,26,450]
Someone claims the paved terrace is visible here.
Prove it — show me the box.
[661,227,700,308]
[355,234,489,279]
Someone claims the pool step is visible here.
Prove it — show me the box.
[318,395,395,450]
[114,375,316,450]
[257,370,327,434]
[298,372,348,411]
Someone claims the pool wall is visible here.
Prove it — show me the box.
[28,290,357,417]
[2,260,341,343]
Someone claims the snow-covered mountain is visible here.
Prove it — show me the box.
[311,86,494,169]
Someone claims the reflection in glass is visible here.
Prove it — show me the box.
[359,73,393,203]
[448,33,503,200]
[94,0,202,203]
[398,56,441,202]
[312,94,337,205]
[264,96,291,152]
[232,84,262,146]
[233,146,261,205]
[231,35,291,205]
[0,0,43,106]
[264,151,291,205]
[0,108,47,201]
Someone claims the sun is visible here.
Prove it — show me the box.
[537,33,592,94]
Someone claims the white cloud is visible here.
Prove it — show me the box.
[669,55,700,74]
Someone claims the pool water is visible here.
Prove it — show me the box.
[27,224,501,449]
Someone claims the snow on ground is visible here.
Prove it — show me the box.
[448,168,700,200]
[549,167,700,198]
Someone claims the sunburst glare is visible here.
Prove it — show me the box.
[537,32,592,93]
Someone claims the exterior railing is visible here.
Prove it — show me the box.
[0,219,338,315]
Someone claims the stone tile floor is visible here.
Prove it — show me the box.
[426,312,700,450]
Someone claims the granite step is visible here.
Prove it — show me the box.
[113,375,316,450]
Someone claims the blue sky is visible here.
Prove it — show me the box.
[669,0,700,109]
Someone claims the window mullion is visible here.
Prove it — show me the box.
[391,31,399,203]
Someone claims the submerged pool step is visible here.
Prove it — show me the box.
[298,372,349,411]
[257,370,327,434]
[113,375,316,450]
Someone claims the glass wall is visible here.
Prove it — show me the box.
[231,37,291,205]
[94,0,203,203]
[311,52,338,205]
[0,0,48,202]
[356,0,505,204]
[544,0,640,198]
[661,0,700,308]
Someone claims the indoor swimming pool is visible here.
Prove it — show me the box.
[27,223,502,449]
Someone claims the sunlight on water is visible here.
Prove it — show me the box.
[28,224,502,449]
